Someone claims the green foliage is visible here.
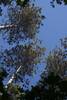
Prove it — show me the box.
[23,37,67,100]
[7,4,45,44]
[0,0,45,88]
[0,0,30,16]
[0,68,12,100]
[0,68,25,100]
[0,0,30,6]
[0,41,45,83]
[64,0,67,4]
[0,37,66,100]
[46,37,67,77]
[24,73,66,100]
[0,0,66,99]
[0,80,25,100]
[0,68,7,80]
[16,0,29,7]
[7,84,25,100]
[36,72,67,100]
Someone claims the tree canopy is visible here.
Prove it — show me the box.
[24,37,67,100]
[0,0,45,88]
[0,0,67,100]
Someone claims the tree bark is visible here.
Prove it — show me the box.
[5,66,22,88]
[0,24,16,30]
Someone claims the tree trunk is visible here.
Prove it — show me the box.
[0,24,16,30]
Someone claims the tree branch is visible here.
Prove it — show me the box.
[5,66,22,88]
[0,24,17,30]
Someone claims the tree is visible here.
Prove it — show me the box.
[0,68,26,100]
[46,37,67,77]
[0,68,12,100]
[23,37,67,100]
[0,0,45,89]
[7,83,26,100]
[0,0,67,99]
[16,0,30,7]
[39,37,67,100]
[0,0,29,6]
[0,0,34,16]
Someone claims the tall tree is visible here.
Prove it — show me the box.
[0,0,45,88]
[46,37,67,77]
[0,68,26,100]
[23,37,67,100]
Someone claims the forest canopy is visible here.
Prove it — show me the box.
[0,0,67,100]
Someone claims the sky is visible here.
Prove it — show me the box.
[29,0,67,87]
[0,0,67,51]
[36,0,67,51]
[0,0,67,88]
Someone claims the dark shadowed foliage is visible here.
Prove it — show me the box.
[16,0,30,7]
[0,68,12,100]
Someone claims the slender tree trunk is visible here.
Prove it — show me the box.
[0,24,16,30]
[5,66,22,88]
[0,24,21,87]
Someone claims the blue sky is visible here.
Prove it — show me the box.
[28,0,67,87]
[0,0,67,51]
[36,0,67,51]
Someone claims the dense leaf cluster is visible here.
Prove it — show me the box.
[16,0,30,7]
[46,37,67,77]
[0,42,45,78]
[7,4,44,44]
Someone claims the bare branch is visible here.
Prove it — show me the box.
[0,24,16,30]
[5,66,22,88]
